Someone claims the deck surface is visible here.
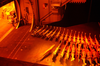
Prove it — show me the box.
[0,22,99,66]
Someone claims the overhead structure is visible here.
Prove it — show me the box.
[14,0,21,29]
[16,0,86,31]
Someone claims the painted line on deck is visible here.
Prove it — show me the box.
[12,32,30,59]
[7,29,29,58]
[0,27,14,42]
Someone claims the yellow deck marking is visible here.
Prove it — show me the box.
[0,27,14,42]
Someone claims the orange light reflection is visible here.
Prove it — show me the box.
[81,32,84,43]
[95,35,99,45]
[60,42,67,57]
[73,31,76,42]
[53,43,61,55]
[77,32,80,43]
[69,30,73,42]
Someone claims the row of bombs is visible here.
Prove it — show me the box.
[39,40,100,66]
[31,25,99,43]
[31,25,100,66]
[39,41,100,66]
[31,25,63,41]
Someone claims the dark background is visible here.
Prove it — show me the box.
[48,0,100,27]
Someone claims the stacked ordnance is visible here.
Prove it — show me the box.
[31,25,100,66]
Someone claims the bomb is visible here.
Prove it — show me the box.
[31,25,100,66]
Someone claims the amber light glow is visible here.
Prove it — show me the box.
[64,29,69,40]
[0,1,16,20]
[77,32,80,43]
[84,33,89,44]
[60,43,67,57]
[81,32,84,43]
[68,30,73,42]
[42,44,55,56]
[73,31,76,42]
[53,43,62,55]
[0,1,16,42]
[32,26,99,66]
[95,35,99,45]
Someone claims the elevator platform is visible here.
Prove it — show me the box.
[0,22,100,66]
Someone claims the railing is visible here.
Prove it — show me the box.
[40,11,52,21]
[40,11,53,25]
